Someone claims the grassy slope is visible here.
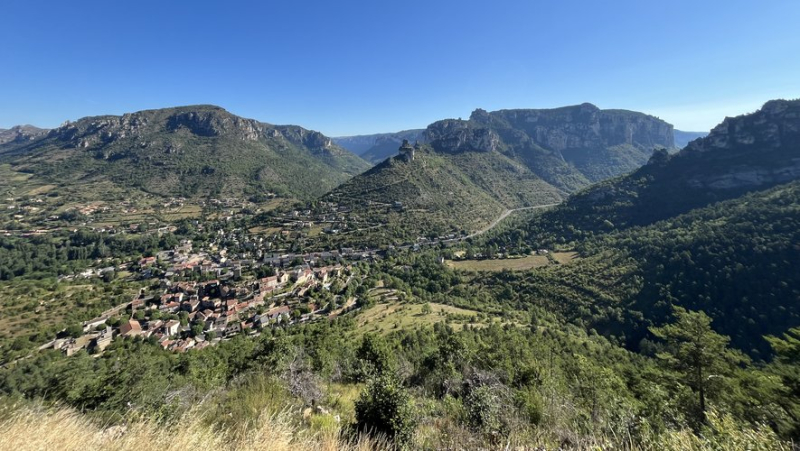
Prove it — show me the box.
[326,147,563,236]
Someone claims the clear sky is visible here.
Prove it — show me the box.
[2,0,799,136]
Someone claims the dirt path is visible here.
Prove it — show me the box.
[464,203,561,239]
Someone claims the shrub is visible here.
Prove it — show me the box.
[355,375,416,445]
[464,385,504,436]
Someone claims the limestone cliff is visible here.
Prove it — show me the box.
[0,125,49,147]
[677,99,800,190]
[0,105,370,199]
[532,98,800,232]
[423,103,676,189]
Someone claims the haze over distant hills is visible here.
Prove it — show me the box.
[333,129,426,164]
[673,129,708,148]
[0,105,370,200]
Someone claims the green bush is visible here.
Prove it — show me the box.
[514,386,543,425]
[355,375,416,445]
[464,385,505,436]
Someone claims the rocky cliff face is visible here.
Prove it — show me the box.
[539,98,800,233]
[481,103,673,152]
[0,105,370,199]
[424,119,500,153]
[425,104,673,155]
[677,99,800,190]
[683,99,800,155]
[44,106,342,155]
[0,125,49,146]
[422,104,676,188]
[274,126,339,155]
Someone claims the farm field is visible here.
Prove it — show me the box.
[446,252,577,272]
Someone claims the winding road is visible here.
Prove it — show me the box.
[463,203,562,240]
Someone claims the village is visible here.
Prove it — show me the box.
[42,253,357,355]
[27,174,539,358]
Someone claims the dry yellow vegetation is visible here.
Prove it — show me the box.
[0,404,389,451]
[446,252,578,272]
[0,403,787,451]
[355,301,481,336]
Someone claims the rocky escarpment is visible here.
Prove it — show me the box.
[274,126,340,155]
[421,103,676,188]
[677,99,800,191]
[480,103,673,152]
[533,98,800,233]
[0,125,49,146]
[683,99,800,155]
[424,119,500,153]
[44,106,342,155]
[425,104,674,156]
[0,105,370,199]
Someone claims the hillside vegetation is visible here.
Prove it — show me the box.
[485,99,800,358]
[487,180,800,358]
[526,99,800,241]
[324,104,676,239]
[325,146,563,237]
[0,105,370,200]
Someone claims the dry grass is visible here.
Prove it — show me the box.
[356,300,478,334]
[0,403,391,451]
[447,255,550,272]
[447,252,578,272]
[551,251,578,264]
[0,400,790,451]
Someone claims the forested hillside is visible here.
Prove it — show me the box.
[524,99,800,242]
[0,105,370,200]
[487,180,800,358]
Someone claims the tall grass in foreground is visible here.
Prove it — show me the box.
[0,403,791,450]
[0,404,387,451]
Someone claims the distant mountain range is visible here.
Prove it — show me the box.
[673,129,708,148]
[334,118,706,164]
[333,130,425,164]
[0,103,717,211]
[0,106,370,199]
[327,103,678,235]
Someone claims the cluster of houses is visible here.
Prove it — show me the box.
[42,263,352,355]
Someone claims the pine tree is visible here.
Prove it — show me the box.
[650,306,746,426]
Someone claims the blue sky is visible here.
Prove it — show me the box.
[2,0,799,135]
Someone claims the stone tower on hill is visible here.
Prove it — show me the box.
[399,139,415,161]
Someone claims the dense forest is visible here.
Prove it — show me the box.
[484,180,800,359]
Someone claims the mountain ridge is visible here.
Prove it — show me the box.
[0,124,49,148]
[0,105,370,200]
[324,104,678,240]
[520,98,800,242]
